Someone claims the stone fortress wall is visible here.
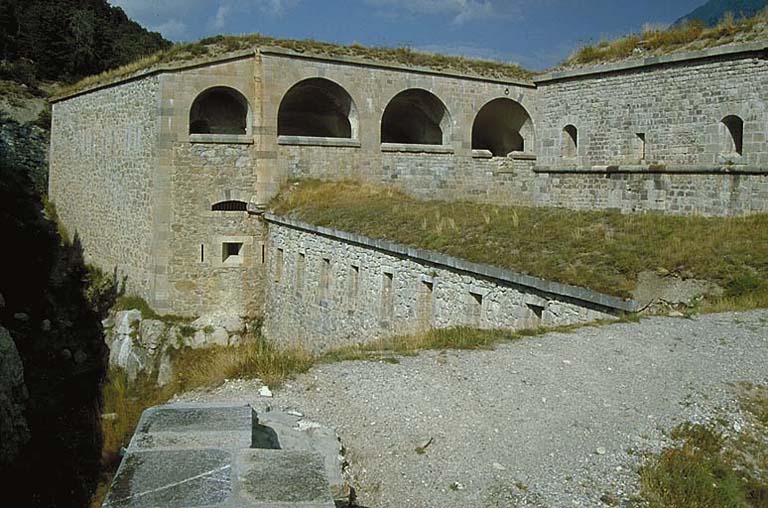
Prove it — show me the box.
[49,76,161,298]
[263,215,621,353]
[49,42,768,330]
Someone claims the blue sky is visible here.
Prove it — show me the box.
[108,0,706,69]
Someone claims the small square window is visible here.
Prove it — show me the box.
[222,242,243,264]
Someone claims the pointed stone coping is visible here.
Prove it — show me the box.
[128,404,255,451]
[102,448,334,508]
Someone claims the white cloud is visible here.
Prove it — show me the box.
[213,4,231,30]
[153,18,189,39]
[365,0,506,24]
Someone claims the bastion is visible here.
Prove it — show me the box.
[49,41,768,334]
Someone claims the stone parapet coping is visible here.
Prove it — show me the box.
[535,42,768,83]
[259,46,536,88]
[264,213,639,313]
[277,136,361,148]
[534,164,768,175]
[381,143,454,154]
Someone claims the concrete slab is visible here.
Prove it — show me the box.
[103,449,232,508]
[236,449,335,508]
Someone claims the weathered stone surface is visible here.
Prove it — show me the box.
[632,271,724,309]
[129,404,254,451]
[0,326,29,465]
[237,449,334,507]
[103,449,233,508]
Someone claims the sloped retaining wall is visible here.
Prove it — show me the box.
[263,214,638,353]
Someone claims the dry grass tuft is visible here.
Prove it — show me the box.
[270,180,768,309]
[565,8,768,67]
[639,384,768,507]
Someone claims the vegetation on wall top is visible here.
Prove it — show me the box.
[57,33,536,99]
[270,180,768,309]
[564,7,768,67]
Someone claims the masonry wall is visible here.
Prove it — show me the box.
[533,52,768,215]
[263,217,616,353]
[49,76,160,298]
[261,51,540,204]
[155,57,267,316]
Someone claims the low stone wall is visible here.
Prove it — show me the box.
[534,169,768,216]
[263,215,634,353]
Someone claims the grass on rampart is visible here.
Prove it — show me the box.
[565,9,768,67]
[270,180,768,309]
[60,34,533,99]
[639,383,768,507]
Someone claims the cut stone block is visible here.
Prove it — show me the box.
[103,449,232,508]
[236,449,335,508]
[129,404,254,451]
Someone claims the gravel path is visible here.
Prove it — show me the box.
[177,310,768,507]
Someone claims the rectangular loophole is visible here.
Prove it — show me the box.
[295,253,305,296]
[527,303,544,321]
[261,244,266,264]
[419,281,434,327]
[318,258,331,303]
[348,265,360,309]
[200,244,205,263]
[636,133,646,161]
[469,291,483,325]
[381,271,394,320]
[274,248,284,282]
[222,242,243,265]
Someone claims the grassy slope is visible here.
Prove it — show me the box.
[564,8,768,67]
[270,180,768,306]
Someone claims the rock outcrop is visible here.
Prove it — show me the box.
[0,325,29,466]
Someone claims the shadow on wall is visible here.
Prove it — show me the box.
[0,147,108,507]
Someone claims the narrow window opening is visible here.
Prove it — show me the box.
[275,248,284,282]
[636,133,646,161]
[347,265,360,309]
[527,303,545,321]
[722,115,744,155]
[318,258,331,303]
[261,244,265,264]
[419,280,434,328]
[381,272,394,321]
[200,244,205,263]
[222,242,243,264]
[469,292,483,325]
[296,253,305,296]
[562,125,578,158]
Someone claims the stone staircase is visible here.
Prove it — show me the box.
[102,403,344,508]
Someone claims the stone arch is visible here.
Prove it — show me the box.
[721,115,744,155]
[278,78,358,138]
[189,86,250,135]
[381,88,451,145]
[471,98,534,156]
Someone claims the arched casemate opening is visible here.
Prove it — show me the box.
[278,78,358,138]
[381,89,451,145]
[472,98,534,156]
[721,115,744,155]
[212,200,248,212]
[189,87,250,135]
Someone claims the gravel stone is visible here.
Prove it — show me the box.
[177,310,768,507]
